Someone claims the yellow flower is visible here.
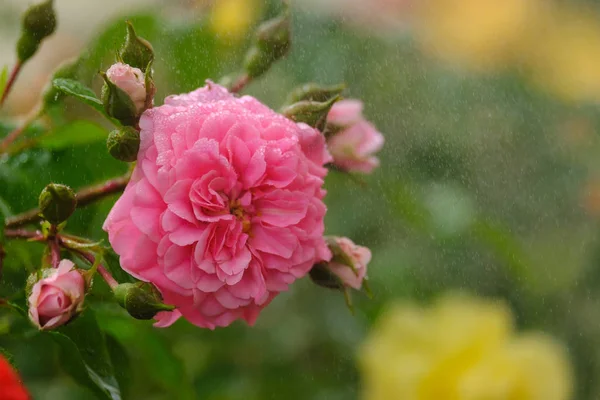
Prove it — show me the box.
[521,7,600,103]
[415,0,543,71]
[359,294,573,400]
[209,0,261,42]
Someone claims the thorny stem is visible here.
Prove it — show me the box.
[4,173,131,229]
[4,229,44,240]
[3,228,119,289]
[49,226,60,268]
[0,107,44,154]
[0,62,22,108]
[230,74,250,94]
[69,247,118,290]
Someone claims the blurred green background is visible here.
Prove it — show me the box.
[2,0,600,398]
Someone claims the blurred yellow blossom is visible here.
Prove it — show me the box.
[415,0,543,71]
[209,0,260,42]
[521,7,600,103]
[359,294,573,400]
[413,0,600,102]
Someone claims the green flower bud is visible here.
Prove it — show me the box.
[244,7,291,79]
[114,282,175,320]
[107,127,140,162]
[16,33,40,63]
[119,22,154,73]
[281,95,340,131]
[17,0,57,63]
[38,183,77,225]
[23,0,56,39]
[285,83,346,105]
[101,72,138,127]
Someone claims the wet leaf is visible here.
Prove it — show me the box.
[50,309,122,400]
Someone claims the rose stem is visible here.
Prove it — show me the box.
[230,74,250,93]
[4,173,131,229]
[48,226,60,268]
[0,62,22,108]
[4,229,44,240]
[0,107,44,154]
[68,247,118,290]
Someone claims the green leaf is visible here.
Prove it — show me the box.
[97,308,194,400]
[52,78,104,113]
[103,250,136,284]
[0,66,8,100]
[5,301,27,318]
[50,309,122,400]
[36,121,108,150]
[105,334,132,399]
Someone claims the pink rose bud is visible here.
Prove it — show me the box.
[106,62,147,114]
[326,236,371,290]
[28,260,85,330]
[326,99,385,174]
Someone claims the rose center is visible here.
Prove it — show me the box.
[229,199,251,234]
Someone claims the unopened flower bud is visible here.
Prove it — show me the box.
[17,0,57,63]
[326,99,385,174]
[310,236,371,291]
[106,62,147,114]
[39,183,77,225]
[244,7,291,79]
[28,260,85,330]
[281,95,340,131]
[285,83,346,105]
[114,282,175,320]
[101,70,140,127]
[16,34,40,64]
[119,22,154,73]
[107,127,140,162]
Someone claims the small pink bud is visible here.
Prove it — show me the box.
[28,260,85,330]
[326,99,385,174]
[106,62,147,114]
[327,236,371,290]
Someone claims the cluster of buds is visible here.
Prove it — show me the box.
[26,183,176,331]
[281,82,385,174]
[102,22,155,162]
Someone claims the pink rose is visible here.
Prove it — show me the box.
[106,62,147,114]
[326,99,384,174]
[28,260,85,330]
[104,81,332,329]
[327,236,370,290]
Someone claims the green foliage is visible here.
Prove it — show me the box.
[51,79,106,115]
[51,309,122,400]
[37,121,108,150]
